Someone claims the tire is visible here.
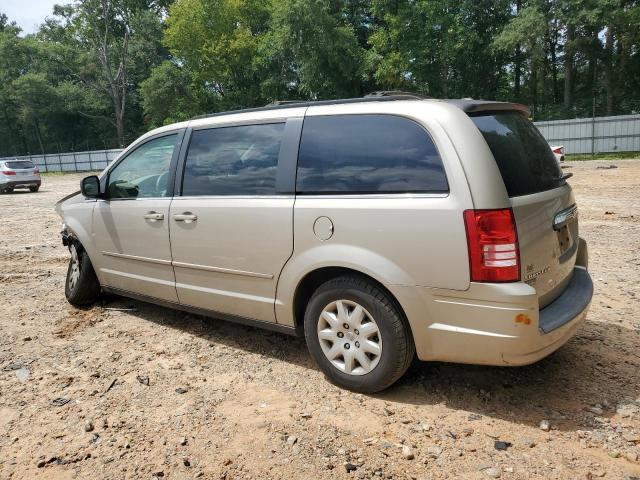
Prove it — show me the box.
[1,187,13,194]
[29,186,39,192]
[65,243,101,306]
[304,275,415,393]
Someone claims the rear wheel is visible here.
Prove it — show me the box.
[65,243,101,306]
[304,275,414,393]
[29,185,39,192]
[1,187,13,194]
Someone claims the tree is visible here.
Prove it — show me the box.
[140,60,202,126]
[260,0,366,99]
[67,0,168,146]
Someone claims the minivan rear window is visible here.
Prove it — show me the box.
[5,161,35,169]
[471,112,563,197]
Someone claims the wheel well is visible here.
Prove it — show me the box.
[292,267,409,332]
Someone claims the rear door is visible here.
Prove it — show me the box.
[169,118,301,322]
[471,112,577,307]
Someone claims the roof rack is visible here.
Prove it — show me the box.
[191,92,428,120]
[364,90,430,100]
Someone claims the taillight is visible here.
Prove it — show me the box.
[3,171,16,175]
[552,146,563,154]
[463,209,520,282]
[34,168,39,174]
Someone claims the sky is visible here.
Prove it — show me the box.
[0,0,61,34]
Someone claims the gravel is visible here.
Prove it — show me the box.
[1,163,640,479]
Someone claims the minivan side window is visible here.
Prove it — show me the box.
[108,134,178,199]
[296,115,448,194]
[181,123,285,196]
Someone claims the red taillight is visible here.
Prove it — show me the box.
[4,170,16,175]
[552,146,563,154]
[463,208,520,283]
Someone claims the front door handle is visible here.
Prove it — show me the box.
[143,212,164,221]
[173,212,197,223]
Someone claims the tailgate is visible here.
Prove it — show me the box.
[470,111,576,307]
[511,186,578,307]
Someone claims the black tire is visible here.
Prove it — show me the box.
[65,243,101,306]
[304,275,415,393]
[29,186,39,192]
[2,187,13,194]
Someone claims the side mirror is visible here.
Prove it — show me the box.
[81,175,101,198]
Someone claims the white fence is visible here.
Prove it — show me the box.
[1,113,639,170]
[0,149,123,173]
[534,114,640,155]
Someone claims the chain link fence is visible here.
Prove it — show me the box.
[0,149,123,173]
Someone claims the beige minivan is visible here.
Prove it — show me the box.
[56,94,593,392]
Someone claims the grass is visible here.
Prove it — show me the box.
[566,151,640,161]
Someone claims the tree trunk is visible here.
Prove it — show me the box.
[604,27,615,115]
[550,19,559,104]
[2,107,20,155]
[531,61,538,117]
[563,25,574,110]
[34,118,45,154]
[514,0,522,99]
[111,88,125,148]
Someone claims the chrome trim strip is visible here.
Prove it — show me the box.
[295,193,449,199]
[101,251,172,266]
[100,268,176,287]
[433,299,533,312]
[171,195,293,200]
[101,251,274,279]
[175,282,273,302]
[428,322,517,338]
[172,261,274,279]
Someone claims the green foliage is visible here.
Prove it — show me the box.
[140,61,203,126]
[0,0,639,156]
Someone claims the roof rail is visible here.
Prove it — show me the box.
[364,90,430,100]
[190,93,428,120]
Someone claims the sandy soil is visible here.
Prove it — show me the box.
[1,161,639,480]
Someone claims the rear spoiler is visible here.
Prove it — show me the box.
[443,99,531,117]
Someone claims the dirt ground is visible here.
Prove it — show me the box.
[1,160,639,480]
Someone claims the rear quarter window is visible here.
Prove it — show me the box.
[296,114,448,194]
[471,112,563,197]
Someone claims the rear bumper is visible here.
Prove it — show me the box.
[0,179,41,188]
[389,239,592,366]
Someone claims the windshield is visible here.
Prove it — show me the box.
[471,112,563,197]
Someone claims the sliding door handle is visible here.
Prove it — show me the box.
[143,212,164,221]
[173,212,197,223]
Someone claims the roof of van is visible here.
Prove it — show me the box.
[191,92,530,120]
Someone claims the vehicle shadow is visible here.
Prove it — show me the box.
[105,295,639,433]
[385,319,640,432]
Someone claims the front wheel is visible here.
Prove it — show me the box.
[29,185,39,192]
[304,275,415,393]
[65,243,101,306]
